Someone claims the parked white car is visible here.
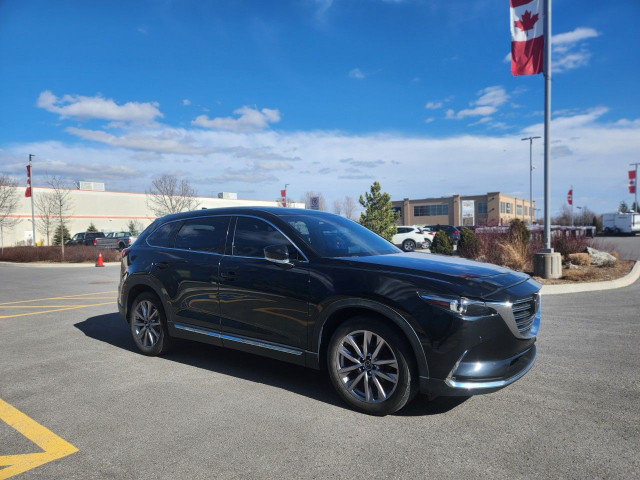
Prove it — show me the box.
[392,226,434,252]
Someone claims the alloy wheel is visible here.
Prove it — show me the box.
[335,330,399,403]
[133,300,162,348]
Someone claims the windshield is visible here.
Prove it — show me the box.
[282,214,401,258]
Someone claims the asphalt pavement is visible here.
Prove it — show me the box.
[593,234,640,260]
[0,263,638,479]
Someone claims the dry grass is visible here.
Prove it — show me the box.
[568,253,590,266]
[497,241,529,271]
[0,246,121,263]
[534,260,635,284]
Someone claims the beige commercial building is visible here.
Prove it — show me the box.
[1,186,304,247]
[392,192,536,227]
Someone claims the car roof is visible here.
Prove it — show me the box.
[156,206,321,223]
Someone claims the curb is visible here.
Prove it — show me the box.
[0,261,120,268]
[540,261,640,295]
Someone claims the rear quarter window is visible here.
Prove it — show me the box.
[147,222,181,248]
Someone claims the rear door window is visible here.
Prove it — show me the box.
[175,216,231,254]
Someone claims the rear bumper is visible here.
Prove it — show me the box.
[419,344,537,397]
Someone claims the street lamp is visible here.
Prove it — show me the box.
[521,136,541,225]
[576,206,583,226]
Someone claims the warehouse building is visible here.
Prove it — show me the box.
[392,192,536,227]
[1,185,304,247]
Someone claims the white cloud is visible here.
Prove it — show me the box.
[424,117,434,124]
[446,86,508,120]
[425,101,443,110]
[553,27,599,46]
[348,68,365,79]
[192,106,281,132]
[37,91,162,123]
[182,99,191,106]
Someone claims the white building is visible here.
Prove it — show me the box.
[2,186,304,247]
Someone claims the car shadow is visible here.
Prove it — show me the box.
[74,312,469,416]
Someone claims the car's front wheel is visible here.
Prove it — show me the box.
[423,239,432,249]
[327,317,417,415]
[130,292,172,356]
[402,239,416,252]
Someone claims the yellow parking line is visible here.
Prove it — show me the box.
[0,302,114,319]
[0,290,116,306]
[0,398,78,479]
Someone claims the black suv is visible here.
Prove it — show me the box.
[119,208,540,415]
[66,231,106,246]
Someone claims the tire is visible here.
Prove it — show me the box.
[614,228,620,235]
[118,242,125,251]
[402,239,416,252]
[327,317,417,415]
[129,292,172,356]
[604,227,611,235]
[423,239,432,249]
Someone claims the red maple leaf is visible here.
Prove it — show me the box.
[514,10,539,34]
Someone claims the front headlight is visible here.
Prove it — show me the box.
[418,293,493,318]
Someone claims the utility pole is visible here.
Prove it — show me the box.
[543,0,551,250]
[29,154,36,247]
[631,162,639,211]
[522,136,540,225]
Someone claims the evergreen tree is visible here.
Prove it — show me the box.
[86,222,98,233]
[53,223,70,246]
[358,181,398,242]
[431,230,453,255]
[457,227,480,259]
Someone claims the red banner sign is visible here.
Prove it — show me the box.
[567,188,573,206]
[629,170,637,194]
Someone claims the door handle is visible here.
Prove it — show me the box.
[221,271,237,281]
[153,261,169,270]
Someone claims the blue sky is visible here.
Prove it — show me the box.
[1,0,639,214]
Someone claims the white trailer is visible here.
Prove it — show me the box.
[602,212,640,235]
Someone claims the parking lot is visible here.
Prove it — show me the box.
[0,261,639,479]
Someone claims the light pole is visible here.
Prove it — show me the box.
[576,206,583,226]
[522,136,541,225]
[284,183,289,208]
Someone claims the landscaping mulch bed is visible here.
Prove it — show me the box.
[0,246,121,263]
[532,260,636,285]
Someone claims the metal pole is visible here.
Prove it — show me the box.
[284,183,289,208]
[543,0,552,250]
[29,154,36,247]
[570,184,573,228]
[522,136,540,225]
[631,162,640,210]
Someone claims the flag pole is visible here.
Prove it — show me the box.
[29,154,36,247]
[543,0,552,250]
[570,185,573,228]
[631,162,639,210]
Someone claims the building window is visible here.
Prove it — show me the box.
[500,202,506,213]
[506,203,512,214]
[392,207,402,217]
[524,206,528,216]
[517,204,523,215]
[413,204,449,217]
[478,202,488,214]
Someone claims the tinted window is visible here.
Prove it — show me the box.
[397,227,408,234]
[175,216,230,253]
[285,214,400,258]
[147,222,181,248]
[233,217,294,258]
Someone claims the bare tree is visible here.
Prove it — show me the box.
[343,196,358,221]
[34,191,56,246]
[48,177,73,260]
[300,191,327,211]
[0,174,19,232]
[146,175,200,217]
[333,199,344,215]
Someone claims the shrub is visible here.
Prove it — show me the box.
[458,227,480,259]
[431,230,453,255]
[552,234,588,259]
[53,223,71,246]
[0,246,120,263]
[568,253,590,266]
[497,241,529,271]
[86,222,98,233]
[508,218,531,246]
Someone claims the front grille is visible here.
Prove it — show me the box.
[512,295,538,334]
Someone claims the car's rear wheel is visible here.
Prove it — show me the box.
[130,292,171,356]
[402,239,416,252]
[327,317,417,415]
[423,239,432,249]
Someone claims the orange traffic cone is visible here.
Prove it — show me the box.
[95,252,104,267]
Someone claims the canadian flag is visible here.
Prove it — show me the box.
[629,170,637,194]
[280,189,286,207]
[25,165,32,198]
[567,188,573,206]
[510,0,544,76]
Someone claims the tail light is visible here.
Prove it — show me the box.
[453,229,460,235]
[93,239,97,245]
[127,237,131,244]
[122,247,130,258]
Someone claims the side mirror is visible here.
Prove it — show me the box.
[264,244,292,266]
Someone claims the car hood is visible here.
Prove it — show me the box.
[334,252,531,298]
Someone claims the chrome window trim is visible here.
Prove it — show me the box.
[173,323,303,356]
[144,213,309,263]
